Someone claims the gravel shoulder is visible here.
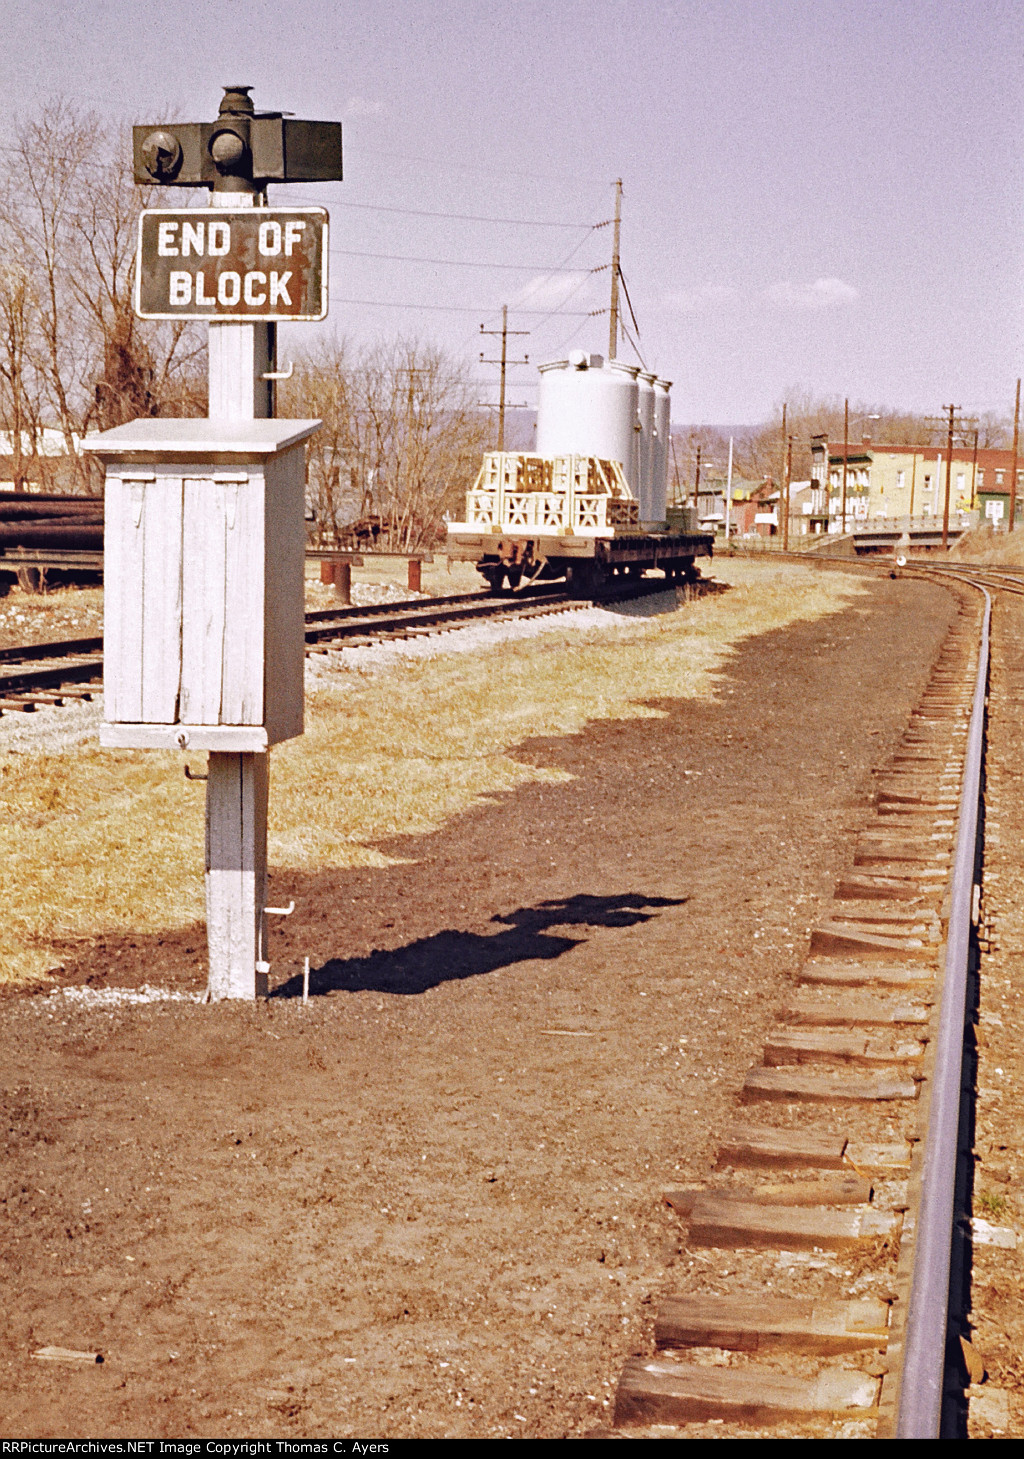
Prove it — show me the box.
[965,590,1024,1437]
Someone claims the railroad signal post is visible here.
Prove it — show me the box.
[85,86,342,1000]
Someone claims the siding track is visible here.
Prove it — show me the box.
[0,580,679,715]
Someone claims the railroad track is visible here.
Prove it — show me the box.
[600,562,994,1439]
[0,578,675,715]
[0,635,105,714]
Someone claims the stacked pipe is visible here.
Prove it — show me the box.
[0,493,103,550]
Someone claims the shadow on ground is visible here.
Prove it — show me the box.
[273,891,686,998]
[600,577,729,620]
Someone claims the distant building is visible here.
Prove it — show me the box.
[0,427,78,458]
[688,477,772,536]
[809,436,1016,529]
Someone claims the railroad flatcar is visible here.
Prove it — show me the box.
[446,351,714,593]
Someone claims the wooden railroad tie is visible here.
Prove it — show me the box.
[614,1356,880,1427]
[654,1293,890,1356]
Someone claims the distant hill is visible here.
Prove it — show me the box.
[481,414,757,453]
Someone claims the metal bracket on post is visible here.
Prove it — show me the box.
[262,362,294,381]
[253,901,296,999]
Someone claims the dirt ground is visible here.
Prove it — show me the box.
[0,570,957,1439]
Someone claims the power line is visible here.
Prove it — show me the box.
[293,196,603,229]
[618,318,648,372]
[618,268,642,342]
[330,296,596,316]
[517,271,602,333]
[548,312,597,356]
[504,228,603,315]
[328,246,596,273]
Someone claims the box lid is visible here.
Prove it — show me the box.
[84,417,321,460]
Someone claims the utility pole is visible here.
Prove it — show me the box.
[941,403,959,549]
[780,401,787,540]
[693,442,702,508]
[479,305,529,451]
[841,397,849,536]
[783,433,793,551]
[925,406,978,542]
[397,365,432,548]
[609,178,622,360]
[1009,378,1020,532]
[724,434,734,542]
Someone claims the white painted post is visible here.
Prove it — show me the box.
[205,189,271,1000]
[205,751,269,1000]
[725,435,734,542]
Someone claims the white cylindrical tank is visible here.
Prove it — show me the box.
[536,355,640,494]
[636,372,657,526]
[652,379,672,526]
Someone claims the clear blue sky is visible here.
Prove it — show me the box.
[2,0,1022,423]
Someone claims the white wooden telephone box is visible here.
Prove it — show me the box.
[86,418,320,750]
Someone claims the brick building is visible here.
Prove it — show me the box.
[809,438,1019,528]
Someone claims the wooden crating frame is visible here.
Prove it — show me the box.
[462,452,639,538]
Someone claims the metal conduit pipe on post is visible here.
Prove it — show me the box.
[895,584,991,1438]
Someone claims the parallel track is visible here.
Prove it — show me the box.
[604,562,994,1439]
[0,579,674,715]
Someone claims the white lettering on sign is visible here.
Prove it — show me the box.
[244,272,267,306]
[218,271,242,306]
[158,222,179,256]
[165,269,296,311]
[258,221,282,256]
[181,220,205,256]
[284,221,305,255]
[207,222,230,257]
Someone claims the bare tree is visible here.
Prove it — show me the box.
[0,100,93,486]
[0,100,206,493]
[361,339,489,549]
[284,336,489,550]
[725,390,1002,490]
[0,263,38,491]
[281,336,359,544]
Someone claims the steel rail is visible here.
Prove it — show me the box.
[0,578,675,709]
[895,578,991,1437]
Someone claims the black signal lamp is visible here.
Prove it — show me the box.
[133,86,343,191]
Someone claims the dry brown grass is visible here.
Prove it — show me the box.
[950,526,1024,564]
[0,584,104,650]
[0,558,867,985]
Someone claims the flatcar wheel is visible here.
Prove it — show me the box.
[17,566,45,594]
[480,564,505,593]
[505,565,523,591]
[564,561,595,598]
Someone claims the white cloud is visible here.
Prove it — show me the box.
[511,272,592,310]
[764,277,859,310]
